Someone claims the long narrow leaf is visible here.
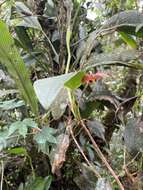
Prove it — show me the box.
[0,20,38,115]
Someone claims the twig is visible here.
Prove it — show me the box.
[0,161,4,190]
[42,31,59,60]
[68,122,101,178]
[80,120,125,190]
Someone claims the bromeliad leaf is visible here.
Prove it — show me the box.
[0,21,38,115]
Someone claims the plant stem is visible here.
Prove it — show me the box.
[69,122,101,178]
[0,161,4,190]
[65,28,72,74]
[81,120,125,190]
[42,30,59,60]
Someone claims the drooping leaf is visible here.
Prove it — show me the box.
[85,49,140,69]
[119,31,137,49]
[34,72,74,110]
[103,10,143,37]
[0,21,38,114]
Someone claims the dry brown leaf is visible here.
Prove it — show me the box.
[51,134,70,175]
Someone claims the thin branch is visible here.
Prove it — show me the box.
[68,122,101,178]
[80,120,125,190]
[0,161,4,190]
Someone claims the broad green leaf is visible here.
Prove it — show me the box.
[19,123,28,138]
[8,121,22,136]
[119,32,137,49]
[0,99,25,110]
[34,133,47,144]
[23,118,38,129]
[33,72,74,110]
[34,127,57,145]
[0,21,38,114]
[9,120,28,138]
[64,71,85,90]
[7,147,27,155]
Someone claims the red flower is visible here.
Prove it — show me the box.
[82,72,108,84]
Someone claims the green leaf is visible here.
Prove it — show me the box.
[64,71,85,90]
[119,31,137,49]
[34,72,74,110]
[44,176,52,190]
[24,177,47,190]
[8,121,21,136]
[0,20,38,115]
[34,127,57,145]
[0,99,25,110]
[8,121,28,138]
[19,123,28,138]
[7,147,27,155]
[23,118,38,129]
